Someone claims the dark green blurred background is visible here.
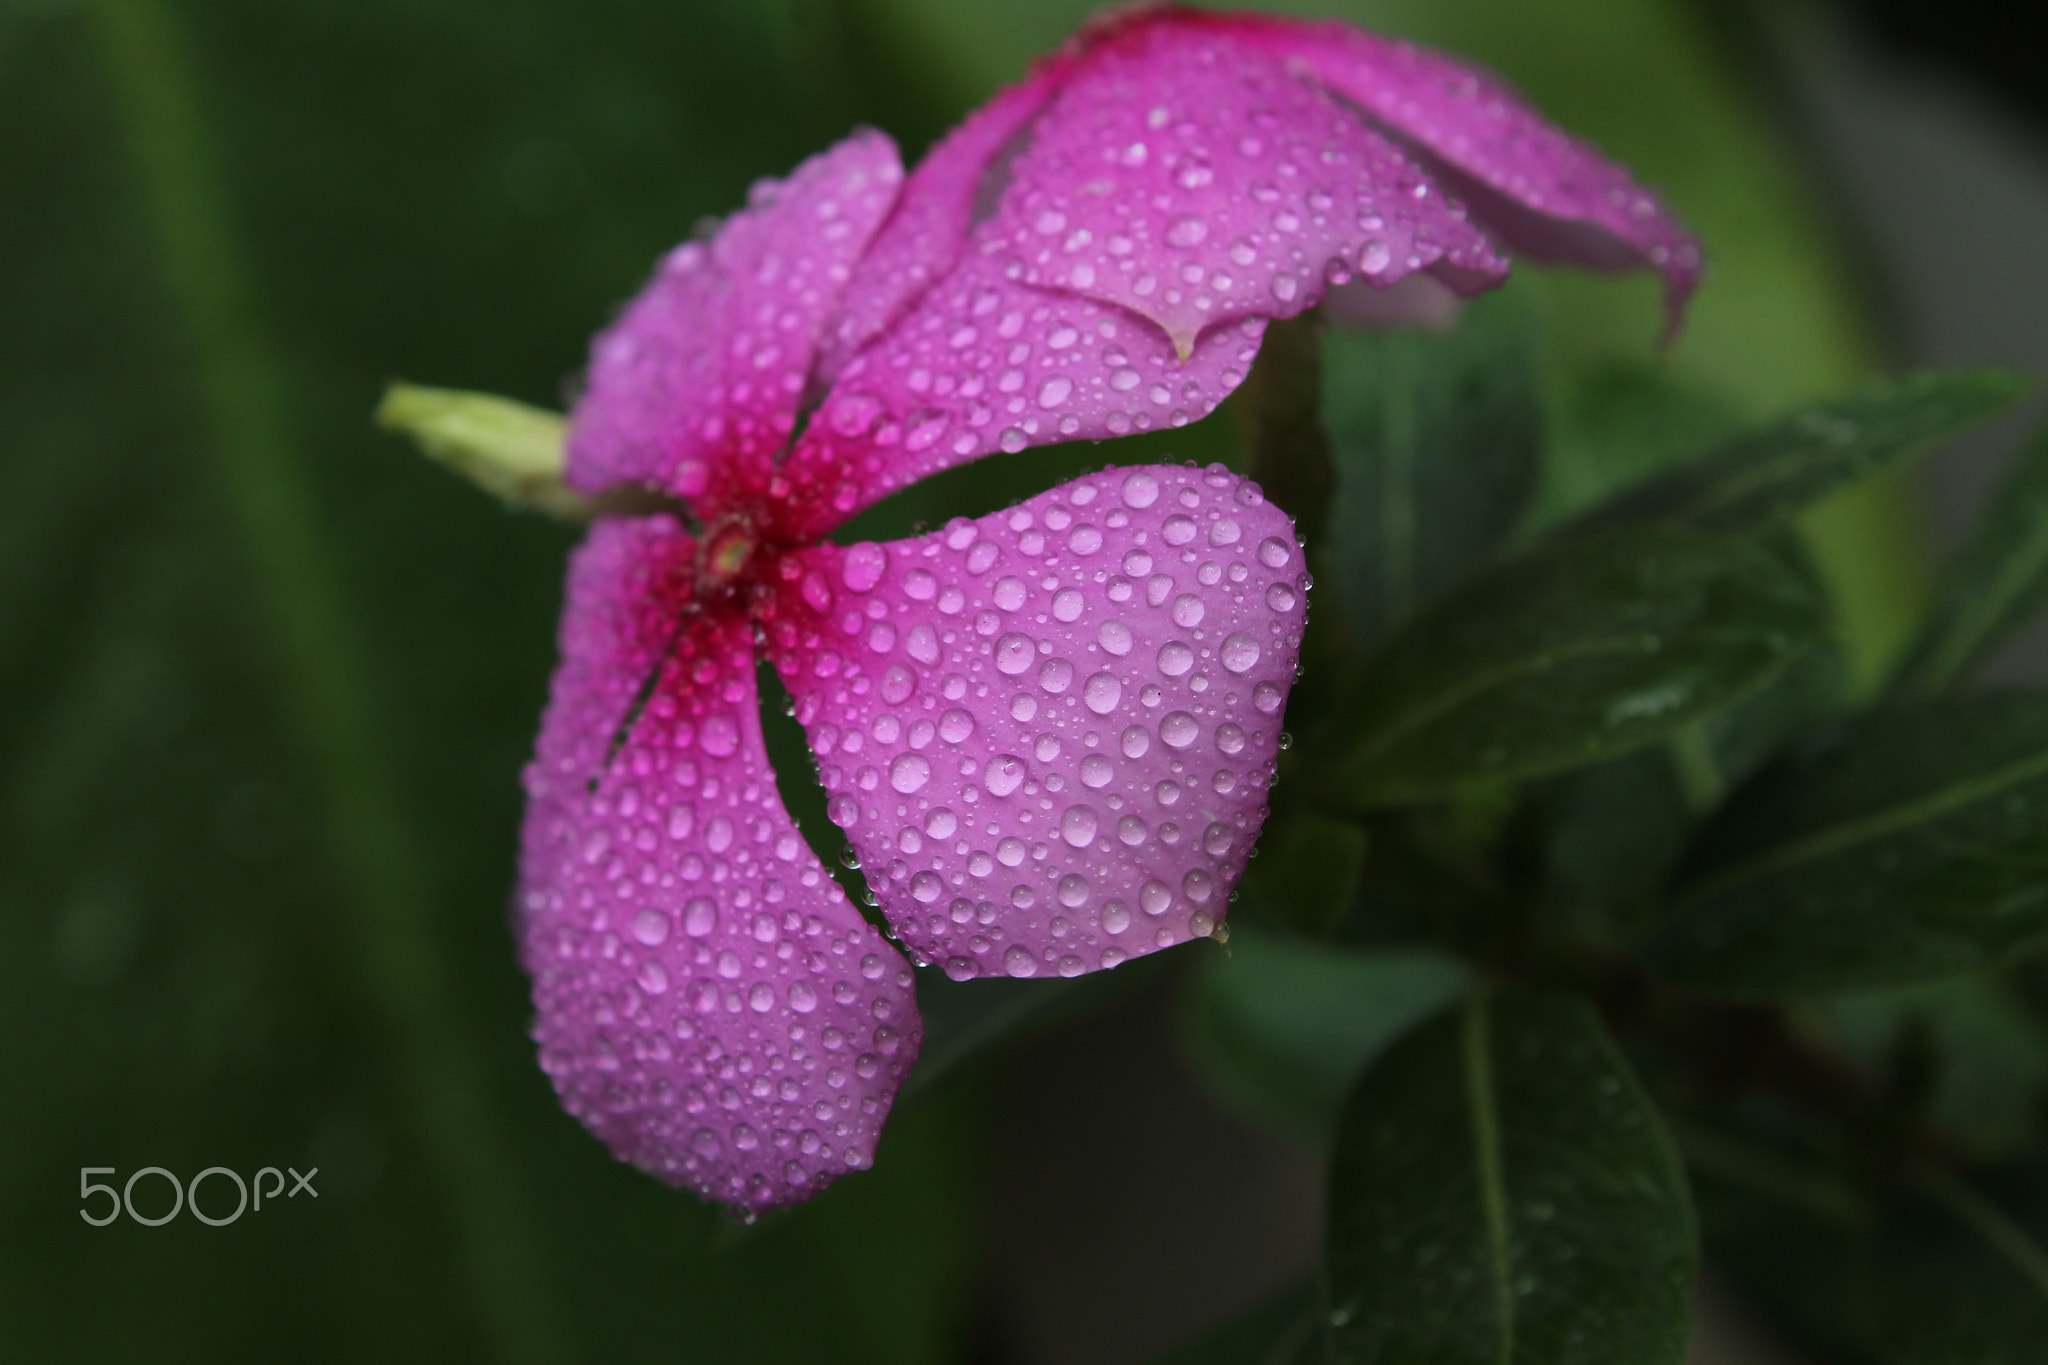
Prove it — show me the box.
[4,1,2043,1361]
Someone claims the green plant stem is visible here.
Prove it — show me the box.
[91,3,569,1361]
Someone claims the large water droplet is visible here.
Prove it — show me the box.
[1059,806,1099,848]
[1160,711,1199,748]
[630,908,671,946]
[995,633,1036,675]
[1220,632,1261,674]
[889,753,932,794]
[683,897,717,937]
[1083,672,1123,715]
[1157,641,1195,677]
[985,755,1026,797]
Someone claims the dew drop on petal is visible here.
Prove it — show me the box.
[630,908,670,946]
[889,753,932,794]
[985,755,1026,797]
[1160,711,1199,748]
[1083,672,1123,715]
[683,897,717,937]
[1221,632,1261,674]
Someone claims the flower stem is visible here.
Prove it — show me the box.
[90,3,569,1360]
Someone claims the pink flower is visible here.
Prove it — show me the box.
[518,4,1697,1211]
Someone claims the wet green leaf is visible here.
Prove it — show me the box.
[1325,989,1697,1365]
[1652,693,2048,995]
[1322,288,1542,650]
[1330,528,1823,807]
[1575,370,2026,534]
[1894,417,2048,697]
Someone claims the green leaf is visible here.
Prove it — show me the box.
[1325,990,1697,1365]
[1323,287,1542,650]
[1811,977,2048,1159]
[1651,692,2048,995]
[1177,928,1470,1145]
[1534,612,1848,944]
[1577,370,2028,534]
[1894,418,2048,698]
[1330,527,1823,807]
[1873,1166,2048,1363]
[1232,807,1372,940]
[1149,1278,1327,1365]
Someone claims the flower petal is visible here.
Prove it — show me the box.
[519,516,919,1211]
[760,465,1306,980]
[566,130,903,513]
[814,63,1068,384]
[780,277,1269,537]
[778,16,1510,536]
[985,16,1510,360]
[1233,14,1703,331]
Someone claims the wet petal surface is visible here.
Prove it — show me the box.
[761,465,1306,980]
[519,517,919,1211]
[566,130,903,513]
[1236,14,1702,327]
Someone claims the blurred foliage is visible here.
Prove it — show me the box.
[9,0,2048,1363]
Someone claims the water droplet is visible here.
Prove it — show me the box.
[1059,806,1099,848]
[1121,725,1151,758]
[1038,376,1073,408]
[1171,593,1206,628]
[630,908,671,946]
[1140,880,1173,915]
[684,897,717,937]
[1160,712,1199,748]
[1221,633,1261,674]
[1166,217,1209,248]
[1003,945,1039,977]
[1083,672,1123,715]
[985,755,1026,797]
[841,542,886,592]
[995,633,1036,675]
[1203,822,1234,855]
[1253,681,1285,714]
[788,980,818,1013]
[938,709,974,743]
[1098,620,1135,656]
[1162,515,1197,546]
[636,959,670,994]
[1157,641,1195,677]
[1080,754,1114,787]
[1257,536,1292,569]
[889,753,931,794]
[1121,471,1160,508]
[926,807,958,839]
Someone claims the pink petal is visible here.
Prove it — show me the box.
[983,15,1510,361]
[778,276,1270,539]
[776,15,1510,536]
[1227,13,1703,332]
[565,131,904,514]
[759,465,1306,981]
[518,516,919,1211]
[813,64,1069,385]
